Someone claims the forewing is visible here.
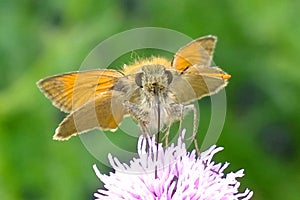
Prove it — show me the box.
[171,35,216,72]
[53,92,126,140]
[37,69,123,113]
[170,65,230,103]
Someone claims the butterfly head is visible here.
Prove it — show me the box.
[135,65,173,95]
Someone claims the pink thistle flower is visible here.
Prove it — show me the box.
[93,130,253,200]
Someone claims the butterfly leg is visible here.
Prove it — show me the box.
[123,100,151,136]
[140,121,152,136]
[161,124,171,147]
[183,104,200,155]
[161,104,183,146]
[191,104,200,156]
[178,104,184,135]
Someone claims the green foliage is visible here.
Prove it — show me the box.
[1,0,299,199]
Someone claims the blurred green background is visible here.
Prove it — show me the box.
[1,0,300,199]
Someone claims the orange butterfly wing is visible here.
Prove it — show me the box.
[37,69,124,113]
[170,35,230,103]
[53,91,126,140]
[171,35,216,72]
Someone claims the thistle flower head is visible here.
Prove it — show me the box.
[93,130,253,199]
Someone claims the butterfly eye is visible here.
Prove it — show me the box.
[135,72,144,87]
[165,70,173,84]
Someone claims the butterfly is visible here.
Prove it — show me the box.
[37,35,230,144]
